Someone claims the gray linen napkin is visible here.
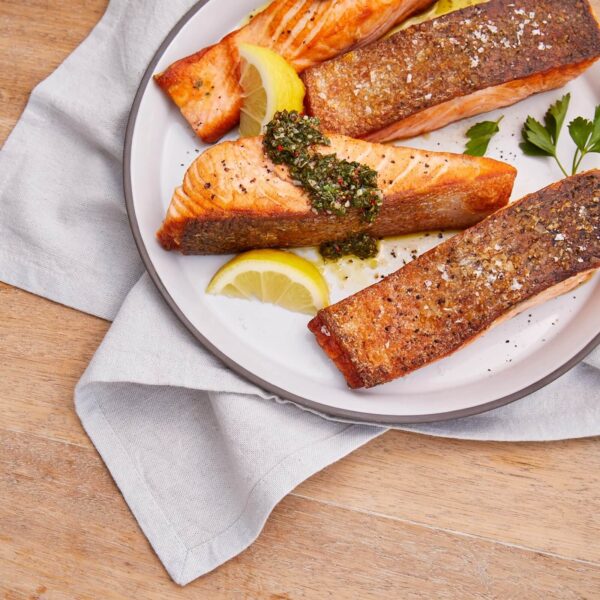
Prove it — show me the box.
[1,0,598,586]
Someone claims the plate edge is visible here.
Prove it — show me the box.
[123,0,600,426]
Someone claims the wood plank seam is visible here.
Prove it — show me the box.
[2,0,600,595]
[290,492,600,568]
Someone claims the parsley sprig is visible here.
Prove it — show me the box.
[569,107,600,174]
[464,116,503,157]
[520,94,600,176]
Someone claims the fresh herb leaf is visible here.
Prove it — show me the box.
[464,116,503,157]
[544,93,570,144]
[521,96,600,177]
[521,116,556,156]
[568,104,600,174]
[520,97,571,177]
[589,105,600,149]
[519,139,551,156]
[568,117,593,151]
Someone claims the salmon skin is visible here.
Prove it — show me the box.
[156,135,516,254]
[308,171,600,389]
[154,0,434,143]
[302,0,600,142]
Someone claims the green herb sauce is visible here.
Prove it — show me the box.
[263,111,383,222]
[320,232,380,261]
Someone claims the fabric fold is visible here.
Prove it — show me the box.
[75,276,382,584]
[72,274,599,581]
[1,0,598,586]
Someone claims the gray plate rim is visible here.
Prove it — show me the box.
[123,0,600,426]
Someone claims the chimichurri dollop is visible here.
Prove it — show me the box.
[319,232,380,261]
[263,111,383,222]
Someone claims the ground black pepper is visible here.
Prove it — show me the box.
[263,111,383,222]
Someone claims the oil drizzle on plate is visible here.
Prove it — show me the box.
[294,230,460,303]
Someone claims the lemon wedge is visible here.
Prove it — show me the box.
[206,249,329,315]
[386,0,488,37]
[238,43,305,137]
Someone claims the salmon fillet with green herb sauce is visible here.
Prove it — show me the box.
[157,132,516,254]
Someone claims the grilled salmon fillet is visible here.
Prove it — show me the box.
[154,0,434,142]
[157,135,516,254]
[308,171,600,389]
[302,0,600,141]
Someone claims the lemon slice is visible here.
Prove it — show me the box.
[386,0,488,37]
[206,249,329,315]
[238,43,305,137]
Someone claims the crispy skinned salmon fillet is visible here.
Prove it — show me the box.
[302,0,600,141]
[156,135,516,254]
[308,171,600,389]
[154,0,434,142]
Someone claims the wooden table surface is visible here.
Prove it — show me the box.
[1,1,599,598]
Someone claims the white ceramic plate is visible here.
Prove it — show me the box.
[125,0,600,424]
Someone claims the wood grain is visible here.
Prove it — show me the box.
[3,427,600,599]
[296,433,600,564]
[0,0,108,144]
[1,1,600,598]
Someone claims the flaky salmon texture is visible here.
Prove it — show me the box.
[156,135,516,254]
[154,0,434,142]
[308,171,600,389]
